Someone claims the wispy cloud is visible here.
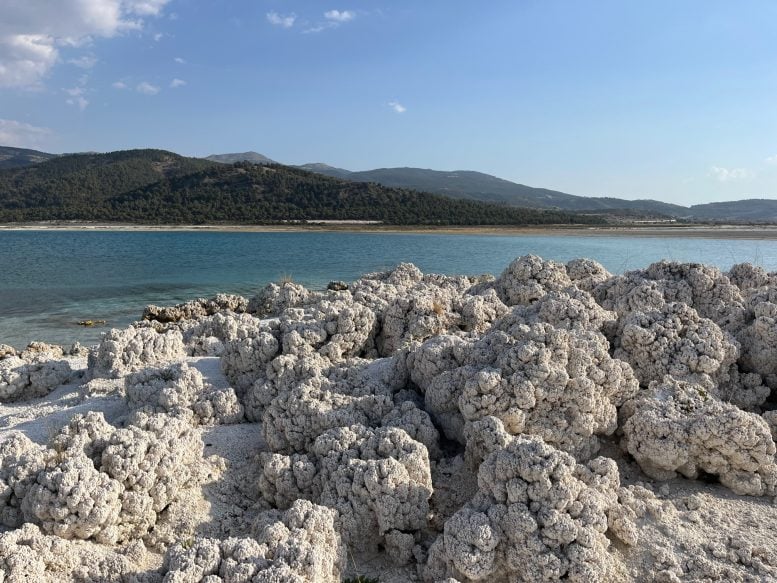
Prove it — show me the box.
[173,56,186,64]
[324,10,355,23]
[169,78,186,88]
[136,81,160,95]
[112,80,127,89]
[267,11,297,28]
[153,32,164,42]
[0,119,52,149]
[63,75,90,110]
[388,100,406,114]
[304,9,357,33]
[709,166,752,182]
[765,155,777,166]
[68,54,98,69]
[66,95,89,110]
[0,0,171,89]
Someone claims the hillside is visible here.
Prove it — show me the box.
[0,146,58,170]
[300,166,689,216]
[206,151,275,164]
[0,153,603,225]
[295,162,352,179]
[97,163,604,225]
[4,145,776,223]
[689,199,777,222]
[0,149,216,214]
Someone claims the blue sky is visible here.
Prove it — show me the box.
[2,1,777,205]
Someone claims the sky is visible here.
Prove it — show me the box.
[1,1,777,206]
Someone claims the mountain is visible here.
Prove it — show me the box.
[297,166,689,217]
[205,152,275,164]
[688,199,777,222]
[0,149,216,215]
[295,163,352,179]
[0,146,58,170]
[0,152,602,225]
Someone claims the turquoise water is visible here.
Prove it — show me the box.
[2,230,775,349]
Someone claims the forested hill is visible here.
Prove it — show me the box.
[0,146,59,170]
[0,151,603,225]
[0,149,216,212]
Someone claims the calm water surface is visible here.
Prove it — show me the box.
[2,230,775,348]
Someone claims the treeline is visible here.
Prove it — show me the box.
[0,151,605,226]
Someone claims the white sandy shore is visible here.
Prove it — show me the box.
[3,221,777,239]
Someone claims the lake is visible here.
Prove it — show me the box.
[2,230,774,349]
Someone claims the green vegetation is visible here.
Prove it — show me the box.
[0,150,604,226]
[0,149,214,217]
[0,146,59,170]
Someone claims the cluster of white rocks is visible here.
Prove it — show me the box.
[3,255,777,581]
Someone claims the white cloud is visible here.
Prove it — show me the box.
[136,80,159,95]
[709,166,752,182]
[388,100,406,114]
[0,35,57,89]
[173,56,185,64]
[0,0,171,89]
[267,11,297,28]
[66,95,89,110]
[303,24,329,34]
[112,80,127,89]
[68,54,98,68]
[169,78,185,88]
[304,10,356,33]
[0,118,52,148]
[324,10,355,23]
[63,74,90,109]
[765,155,777,166]
[125,0,169,17]
[153,32,164,42]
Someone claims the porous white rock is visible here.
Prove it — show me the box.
[409,319,638,459]
[349,263,495,355]
[612,302,737,387]
[565,258,613,293]
[594,260,748,333]
[622,377,777,496]
[143,293,248,323]
[728,263,773,292]
[738,294,777,388]
[494,254,573,306]
[0,522,149,583]
[162,500,344,582]
[1,410,205,545]
[21,453,124,543]
[454,289,509,334]
[500,287,616,332]
[424,434,634,582]
[178,312,265,356]
[0,433,55,528]
[258,425,433,554]
[0,354,73,402]
[278,297,377,361]
[88,327,186,379]
[247,281,313,317]
[260,358,398,454]
[126,363,243,425]
[220,320,280,393]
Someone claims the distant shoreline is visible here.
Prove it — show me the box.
[3,222,777,239]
